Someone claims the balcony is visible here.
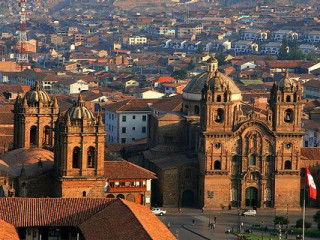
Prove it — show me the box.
[107,186,147,193]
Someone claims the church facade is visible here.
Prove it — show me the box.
[197,58,304,209]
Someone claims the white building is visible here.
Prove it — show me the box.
[104,99,153,144]
[306,31,320,43]
[134,89,165,99]
[232,40,258,54]
[52,79,89,94]
[128,36,147,45]
[303,80,320,99]
[302,119,319,147]
[260,42,283,55]
[271,30,298,41]
[241,29,268,41]
[299,44,318,54]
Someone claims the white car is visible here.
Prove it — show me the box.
[151,208,166,216]
[242,209,256,216]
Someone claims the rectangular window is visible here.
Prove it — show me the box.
[122,127,126,133]
[132,127,135,131]
[142,127,146,133]
[142,115,147,121]
[121,138,126,143]
[122,116,126,122]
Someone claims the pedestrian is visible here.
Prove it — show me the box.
[178,207,182,213]
[214,216,217,223]
[202,207,204,213]
[213,223,216,229]
[167,222,171,229]
[210,223,213,229]
[192,219,195,226]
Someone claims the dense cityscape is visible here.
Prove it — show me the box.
[0,0,320,239]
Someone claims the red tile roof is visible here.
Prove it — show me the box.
[104,160,156,179]
[104,99,157,112]
[266,60,304,68]
[156,76,175,83]
[0,198,176,240]
[301,147,320,160]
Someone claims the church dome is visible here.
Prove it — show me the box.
[65,95,95,121]
[24,81,51,106]
[183,58,241,102]
[278,72,296,89]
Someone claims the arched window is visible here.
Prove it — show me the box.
[284,160,292,170]
[217,95,221,102]
[117,194,125,199]
[30,126,37,146]
[214,160,221,170]
[284,109,293,123]
[106,194,115,198]
[72,147,81,168]
[82,191,87,197]
[87,146,95,168]
[43,126,50,145]
[194,105,200,115]
[249,154,256,166]
[215,109,224,123]
[286,95,291,102]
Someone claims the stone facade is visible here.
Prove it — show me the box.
[13,81,59,149]
[54,95,106,197]
[198,62,304,210]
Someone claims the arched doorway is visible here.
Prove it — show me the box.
[106,194,115,198]
[182,190,194,207]
[245,187,258,207]
[30,126,37,146]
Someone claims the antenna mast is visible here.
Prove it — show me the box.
[17,0,29,70]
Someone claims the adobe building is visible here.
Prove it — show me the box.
[144,56,318,210]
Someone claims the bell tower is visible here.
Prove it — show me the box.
[200,57,241,133]
[269,72,304,208]
[54,95,106,197]
[269,71,303,133]
[14,81,59,149]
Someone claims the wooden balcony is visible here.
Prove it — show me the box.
[107,186,146,193]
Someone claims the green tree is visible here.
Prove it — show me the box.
[313,210,320,230]
[197,43,204,54]
[215,52,227,66]
[289,38,299,51]
[306,52,318,63]
[274,216,288,225]
[296,219,312,229]
[187,60,195,70]
[172,69,187,80]
[287,49,305,60]
[278,37,289,60]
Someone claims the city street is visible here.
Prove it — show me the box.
[159,207,319,240]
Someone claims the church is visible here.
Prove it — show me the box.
[144,56,319,210]
[0,81,155,205]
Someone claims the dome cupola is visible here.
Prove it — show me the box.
[24,81,51,107]
[64,95,95,123]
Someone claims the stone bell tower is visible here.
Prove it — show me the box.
[54,95,106,197]
[13,81,59,149]
[268,72,304,209]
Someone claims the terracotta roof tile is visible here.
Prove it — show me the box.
[104,160,156,179]
[301,147,320,160]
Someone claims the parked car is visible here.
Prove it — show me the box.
[151,207,166,216]
[241,210,256,216]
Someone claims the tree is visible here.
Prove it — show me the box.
[287,49,305,60]
[278,37,289,60]
[187,60,196,70]
[289,38,299,51]
[296,219,312,229]
[197,43,204,54]
[215,52,227,66]
[306,52,318,63]
[172,69,187,80]
[313,210,320,230]
[274,216,288,226]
